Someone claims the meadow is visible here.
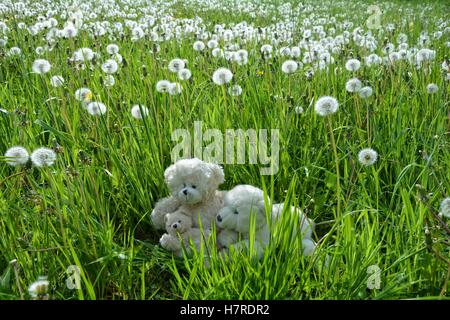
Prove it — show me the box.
[0,0,449,300]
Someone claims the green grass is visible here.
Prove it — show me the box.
[0,0,449,300]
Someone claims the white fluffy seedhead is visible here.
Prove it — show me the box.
[164,158,224,205]
[216,185,267,233]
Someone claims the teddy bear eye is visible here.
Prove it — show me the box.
[192,185,196,189]
[234,209,239,215]
[178,220,181,223]
[182,183,186,188]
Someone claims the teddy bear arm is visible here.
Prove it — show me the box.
[217,229,239,248]
[301,238,316,257]
[151,196,182,230]
[160,233,182,252]
[183,228,210,251]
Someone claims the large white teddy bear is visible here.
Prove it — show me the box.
[151,158,226,232]
[215,185,316,259]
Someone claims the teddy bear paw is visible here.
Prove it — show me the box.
[151,208,166,230]
[160,234,180,251]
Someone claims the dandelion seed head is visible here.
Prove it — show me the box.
[35,46,44,55]
[111,53,123,64]
[131,26,144,41]
[207,39,218,49]
[211,48,224,58]
[50,75,64,87]
[382,43,395,54]
[168,82,182,95]
[290,46,301,58]
[358,148,378,166]
[345,58,361,72]
[32,59,51,74]
[74,48,94,62]
[359,86,373,99]
[388,51,401,63]
[30,147,57,167]
[314,96,339,116]
[103,74,115,87]
[440,197,450,218]
[193,41,205,51]
[178,68,192,81]
[426,83,438,94]
[260,44,273,54]
[294,106,304,114]
[281,60,298,74]
[75,88,92,102]
[86,101,107,116]
[64,25,78,38]
[156,80,171,93]
[365,54,381,66]
[131,105,149,119]
[28,277,49,299]
[168,58,185,73]
[229,84,243,96]
[345,78,362,93]
[279,47,291,57]
[101,59,118,74]
[416,48,436,64]
[7,47,22,57]
[212,67,233,85]
[106,44,119,55]
[4,146,29,166]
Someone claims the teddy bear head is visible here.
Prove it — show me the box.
[164,158,224,205]
[215,185,267,233]
[165,209,193,236]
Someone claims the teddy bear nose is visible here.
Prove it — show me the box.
[217,215,222,222]
[172,223,178,229]
[183,189,188,195]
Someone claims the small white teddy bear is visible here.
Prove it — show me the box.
[159,208,211,257]
[151,158,226,232]
[215,185,316,259]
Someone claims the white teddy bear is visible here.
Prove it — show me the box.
[151,158,226,232]
[159,208,210,257]
[215,185,316,259]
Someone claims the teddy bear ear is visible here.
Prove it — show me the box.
[164,163,177,184]
[207,163,225,185]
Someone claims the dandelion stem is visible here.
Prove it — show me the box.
[169,95,173,121]
[354,96,363,132]
[288,75,291,101]
[0,171,26,187]
[327,117,341,219]
[221,85,228,128]
[10,260,24,300]
[366,102,371,146]
[440,263,450,296]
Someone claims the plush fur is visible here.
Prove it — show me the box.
[151,158,226,231]
[271,203,316,257]
[216,185,316,259]
[159,208,211,257]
